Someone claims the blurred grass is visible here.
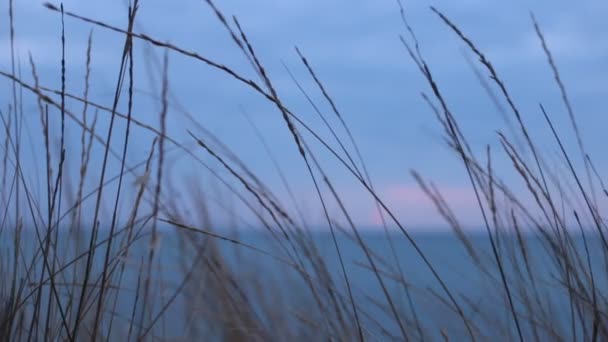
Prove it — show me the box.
[1,0,606,341]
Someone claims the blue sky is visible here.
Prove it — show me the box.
[1,0,607,229]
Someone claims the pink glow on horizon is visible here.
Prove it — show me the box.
[291,181,485,231]
[367,183,483,230]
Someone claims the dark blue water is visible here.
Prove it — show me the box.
[3,229,607,340]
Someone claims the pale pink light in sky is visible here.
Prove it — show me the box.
[368,184,483,230]
[294,182,484,230]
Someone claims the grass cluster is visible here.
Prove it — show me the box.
[0,1,606,341]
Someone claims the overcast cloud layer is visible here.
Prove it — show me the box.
[1,0,606,229]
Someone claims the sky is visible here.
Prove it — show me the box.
[1,0,607,230]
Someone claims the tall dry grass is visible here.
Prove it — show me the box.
[0,0,606,341]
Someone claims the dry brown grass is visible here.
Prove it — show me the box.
[0,1,605,341]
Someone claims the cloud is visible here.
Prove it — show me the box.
[0,36,116,71]
[483,18,608,68]
[0,37,55,67]
[369,183,481,229]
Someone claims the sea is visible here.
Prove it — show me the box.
[2,228,607,341]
